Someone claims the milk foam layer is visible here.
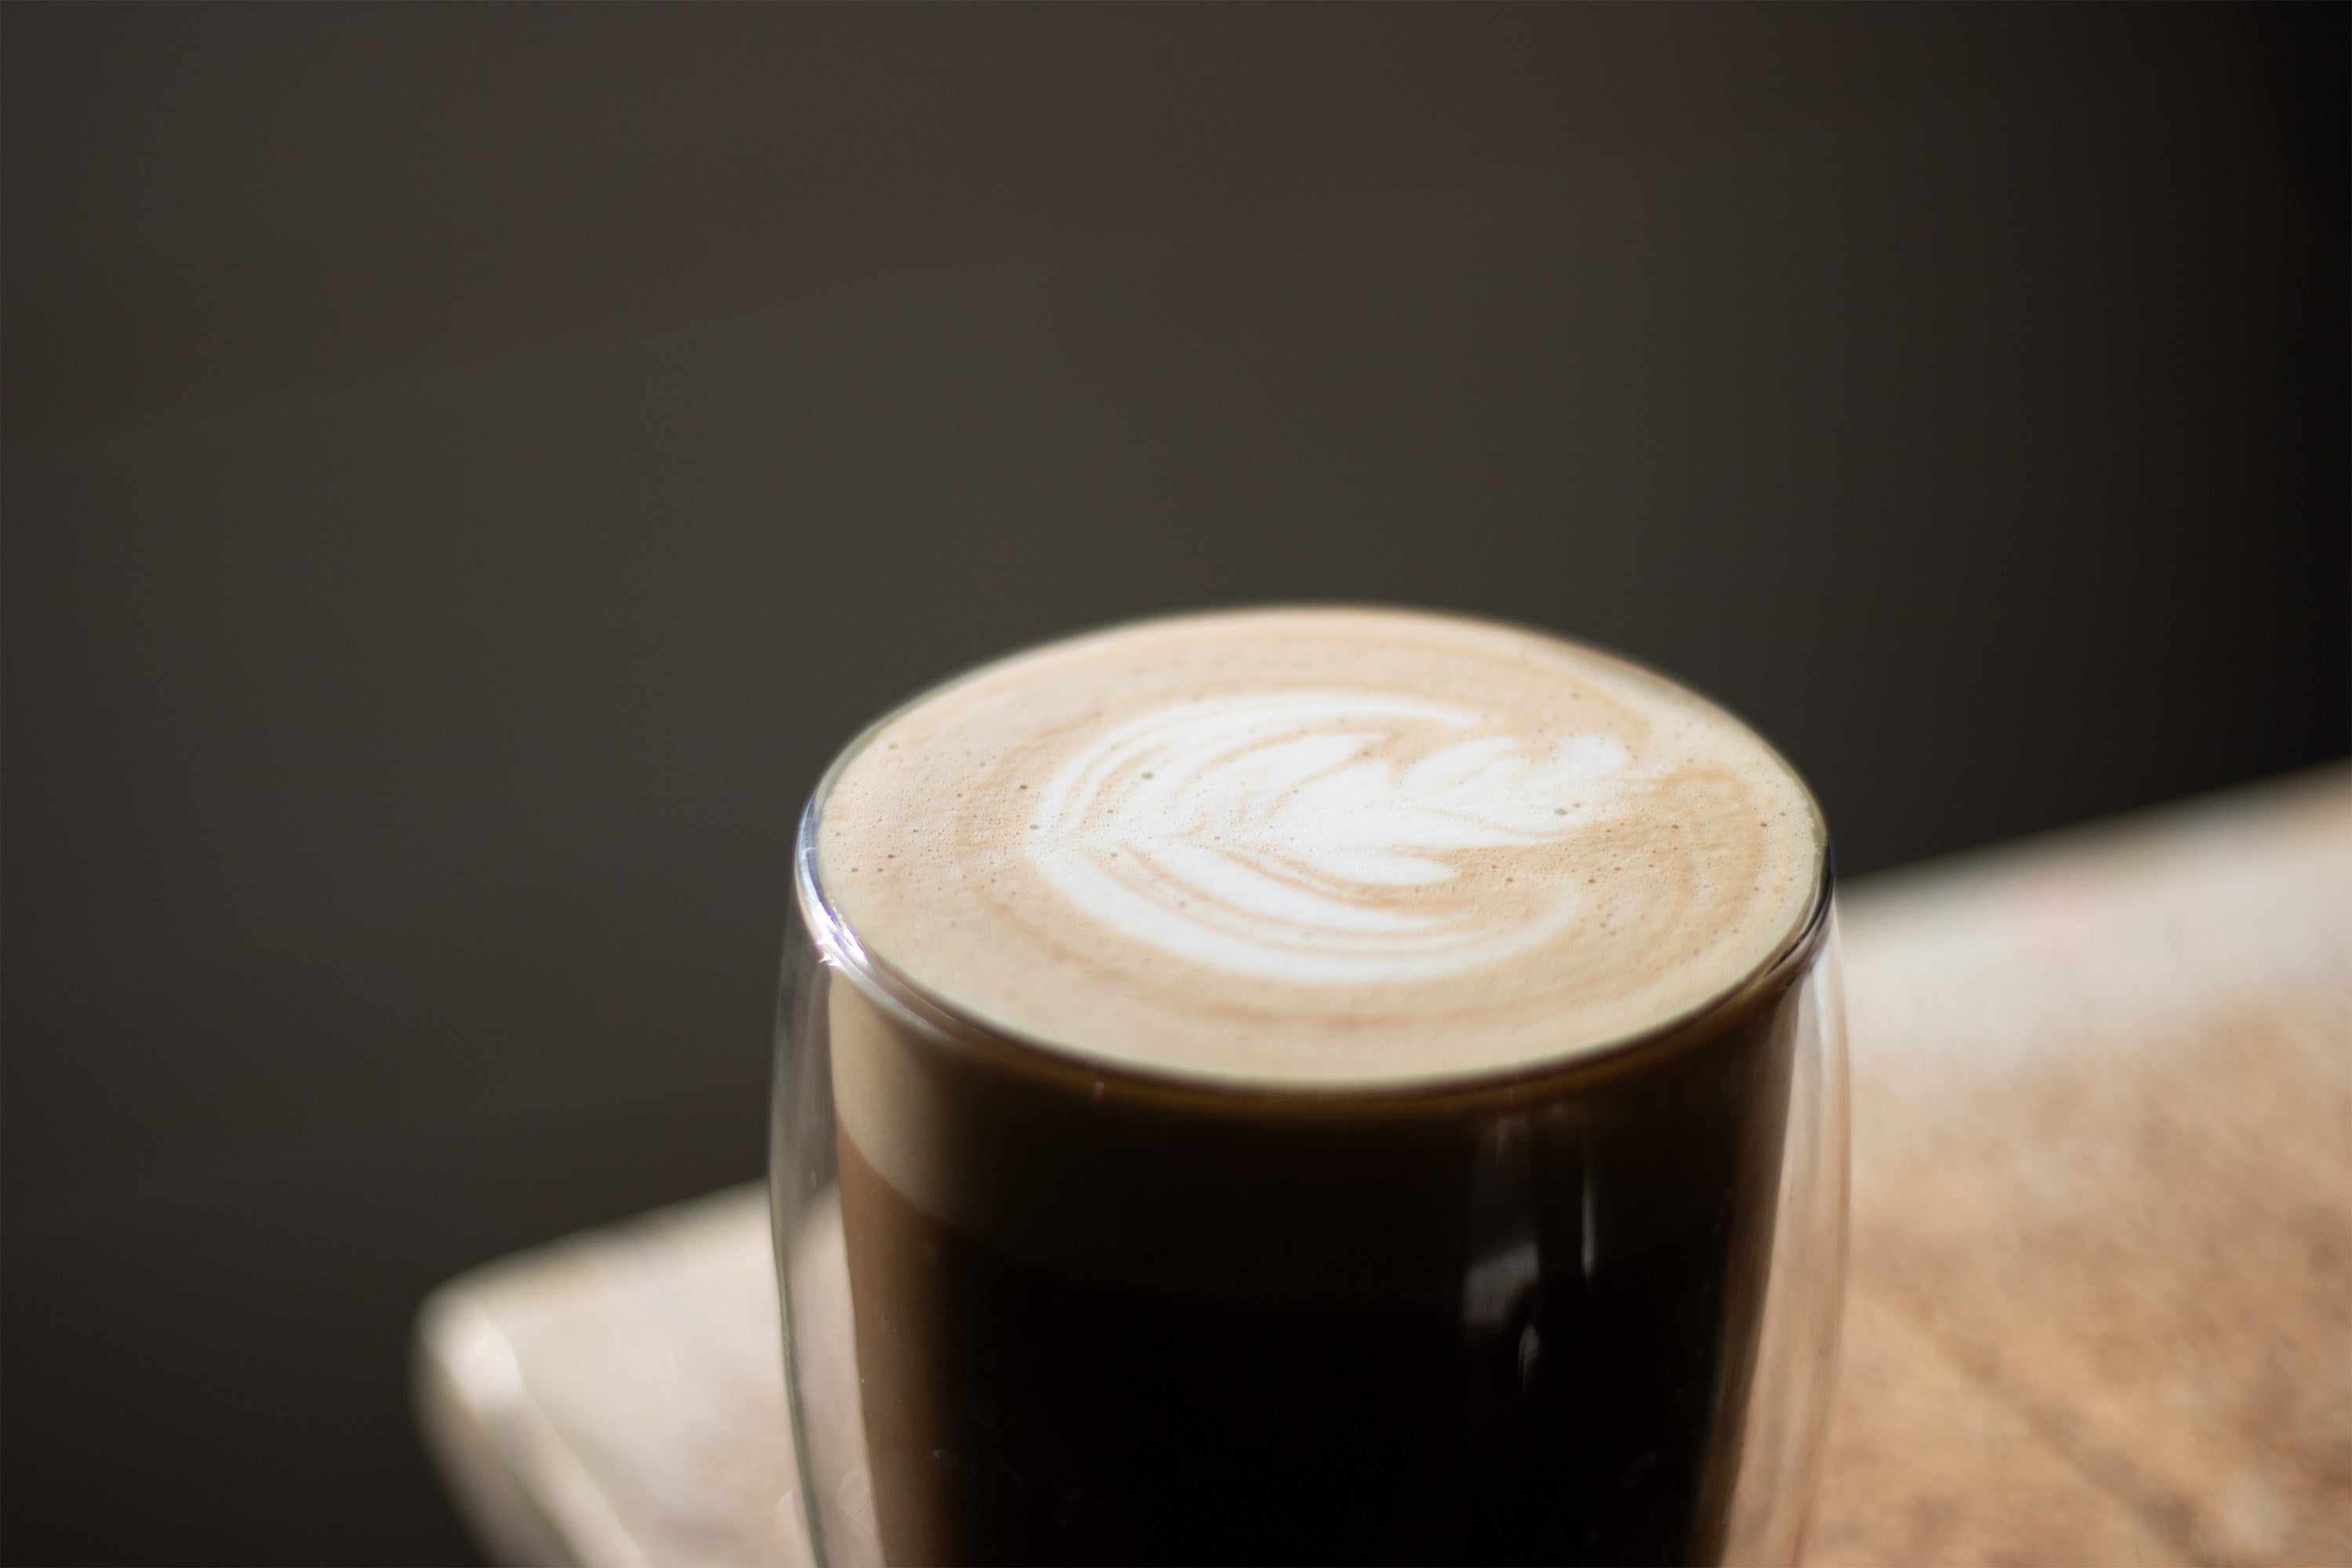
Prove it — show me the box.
[815,608,1824,1087]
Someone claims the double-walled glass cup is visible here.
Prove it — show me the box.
[771,665,1847,1568]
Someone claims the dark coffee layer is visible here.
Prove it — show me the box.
[826,960,1809,1565]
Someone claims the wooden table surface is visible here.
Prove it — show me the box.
[416,768,2352,1566]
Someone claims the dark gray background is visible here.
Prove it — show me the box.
[4,5,2345,1563]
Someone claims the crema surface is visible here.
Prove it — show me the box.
[816,608,1823,1087]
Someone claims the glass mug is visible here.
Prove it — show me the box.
[771,613,1848,1566]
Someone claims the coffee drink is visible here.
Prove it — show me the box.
[788,608,1830,1565]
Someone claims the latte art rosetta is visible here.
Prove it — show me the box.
[1027,694,1639,984]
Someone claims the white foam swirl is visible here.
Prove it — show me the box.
[1026,693,1637,984]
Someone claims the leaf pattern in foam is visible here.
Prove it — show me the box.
[1028,693,1641,984]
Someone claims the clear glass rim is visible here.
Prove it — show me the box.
[793,604,1837,1112]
